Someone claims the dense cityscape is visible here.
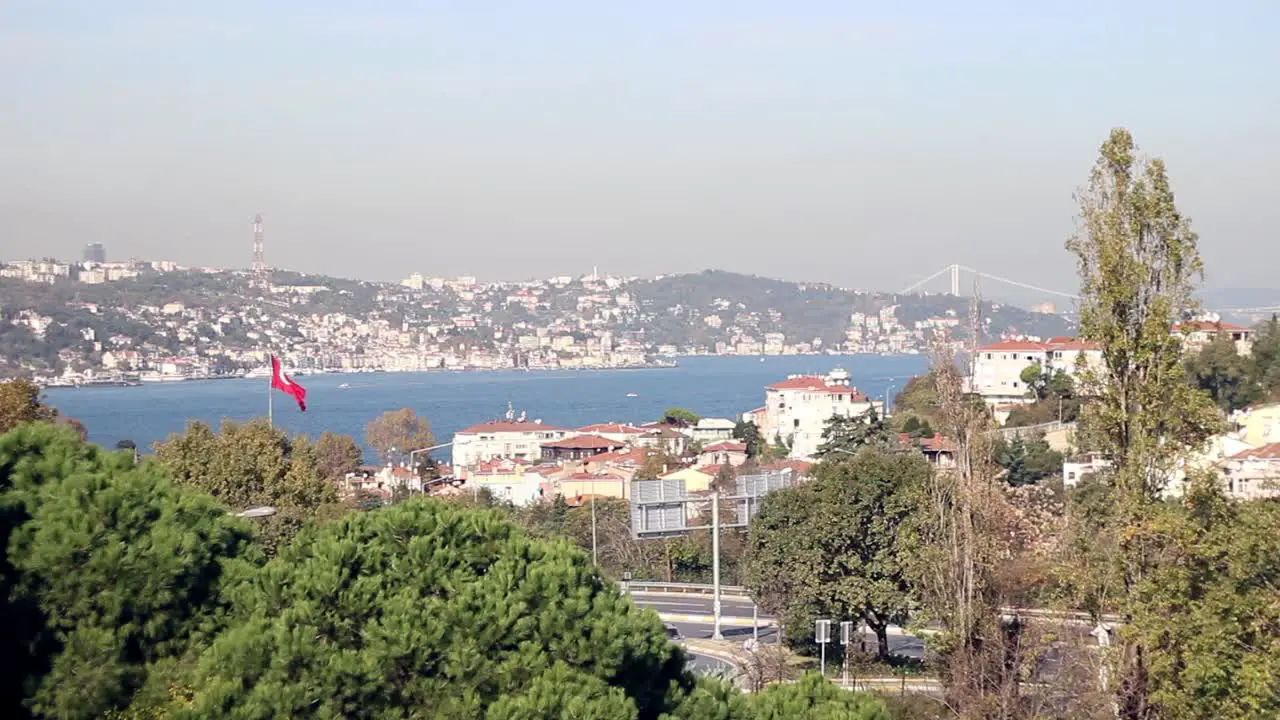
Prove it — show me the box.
[0,247,1075,386]
[4,2,1280,717]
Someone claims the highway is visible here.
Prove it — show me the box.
[628,591,926,664]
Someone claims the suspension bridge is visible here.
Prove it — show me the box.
[899,264,1280,315]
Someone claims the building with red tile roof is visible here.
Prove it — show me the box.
[540,434,627,461]
[759,368,882,460]
[1218,442,1280,500]
[452,420,570,470]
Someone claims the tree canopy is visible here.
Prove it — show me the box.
[661,407,700,427]
[814,408,892,458]
[365,408,435,464]
[0,378,57,434]
[744,447,928,660]
[175,499,690,719]
[153,418,338,554]
[0,422,259,719]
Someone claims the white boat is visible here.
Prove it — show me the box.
[138,372,187,383]
[244,367,272,379]
[339,383,351,389]
[626,392,639,397]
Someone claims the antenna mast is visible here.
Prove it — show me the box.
[252,214,266,285]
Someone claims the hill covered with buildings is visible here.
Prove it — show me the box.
[0,258,1072,381]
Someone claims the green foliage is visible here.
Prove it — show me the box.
[153,418,338,555]
[0,378,57,434]
[815,408,891,458]
[744,447,928,660]
[0,423,259,719]
[898,415,934,439]
[1186,332,1257,411]
[178,499,690,719]
[662,407,700,427]
[1066,127,1225,718]
[748,674,891,720]
[1129,487,1280,719]
[1250,315,1280,401]
[993,435,1063,487]
[732,420,763,458]
[1182,316,1280,411]
[364,407,435,464]
[314,430,365,481]
[893,373,940,424]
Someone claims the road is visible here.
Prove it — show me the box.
[628,592,926,662]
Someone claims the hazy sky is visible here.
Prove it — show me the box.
[2,1,1277,295]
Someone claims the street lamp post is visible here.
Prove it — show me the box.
[711,488,723,641]
[591,477,598,565]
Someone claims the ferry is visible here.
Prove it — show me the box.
[138,371,188,383]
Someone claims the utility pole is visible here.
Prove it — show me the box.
[711,488,723,640]
[840,620,853,687]
[591,494,598,565]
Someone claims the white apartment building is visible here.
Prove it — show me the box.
[758,369,882,460]
[451,421,568,470]
[1218,443,1280,501]
[970,338,1104,405]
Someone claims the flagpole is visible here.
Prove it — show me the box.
[267,356,274,427]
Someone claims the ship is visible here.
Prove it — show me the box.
[138,371,188,383]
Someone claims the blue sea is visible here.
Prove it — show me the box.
[44,355,928,458]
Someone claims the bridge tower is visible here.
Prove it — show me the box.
[950,264,960,296]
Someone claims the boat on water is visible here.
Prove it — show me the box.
[338,383,351,389]
[626,392,639,398]
[138,372,188,383]
[244,367,272,379]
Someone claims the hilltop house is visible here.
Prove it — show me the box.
[757,369,882,460]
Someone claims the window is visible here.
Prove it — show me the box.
[986,353,992,360]
[794,419,800,428]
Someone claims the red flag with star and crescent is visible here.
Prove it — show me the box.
[271,355,307,412]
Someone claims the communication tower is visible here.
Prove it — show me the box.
[252,214,266,284]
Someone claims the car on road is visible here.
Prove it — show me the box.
[664,623,682,640]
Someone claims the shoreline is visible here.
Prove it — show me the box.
[37,350,925,391]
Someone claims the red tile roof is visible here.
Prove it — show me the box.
[1175,320,1250,333]
[589,448,649,465]
[702,441,747,453]
[578,423,645,434]
[1229,443,1280,460]
[566,471,625,481]
[767,376,869,399]
[459,421,568,434]
[1047,339,1102,351]
[541,434,626,450]
[692,463,735,476]
[976,340,1049,352]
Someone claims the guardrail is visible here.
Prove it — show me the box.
[620,581,1121,625]
[622,581,750,597]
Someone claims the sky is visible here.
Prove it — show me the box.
[2,1,1277,297]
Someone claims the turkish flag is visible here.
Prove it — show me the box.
[271,356,307,411]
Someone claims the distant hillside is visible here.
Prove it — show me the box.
[628,270,1071,347]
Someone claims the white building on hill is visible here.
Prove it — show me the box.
[756,369,882,460]
[451,420,568,470]
[970,337,1104,406]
